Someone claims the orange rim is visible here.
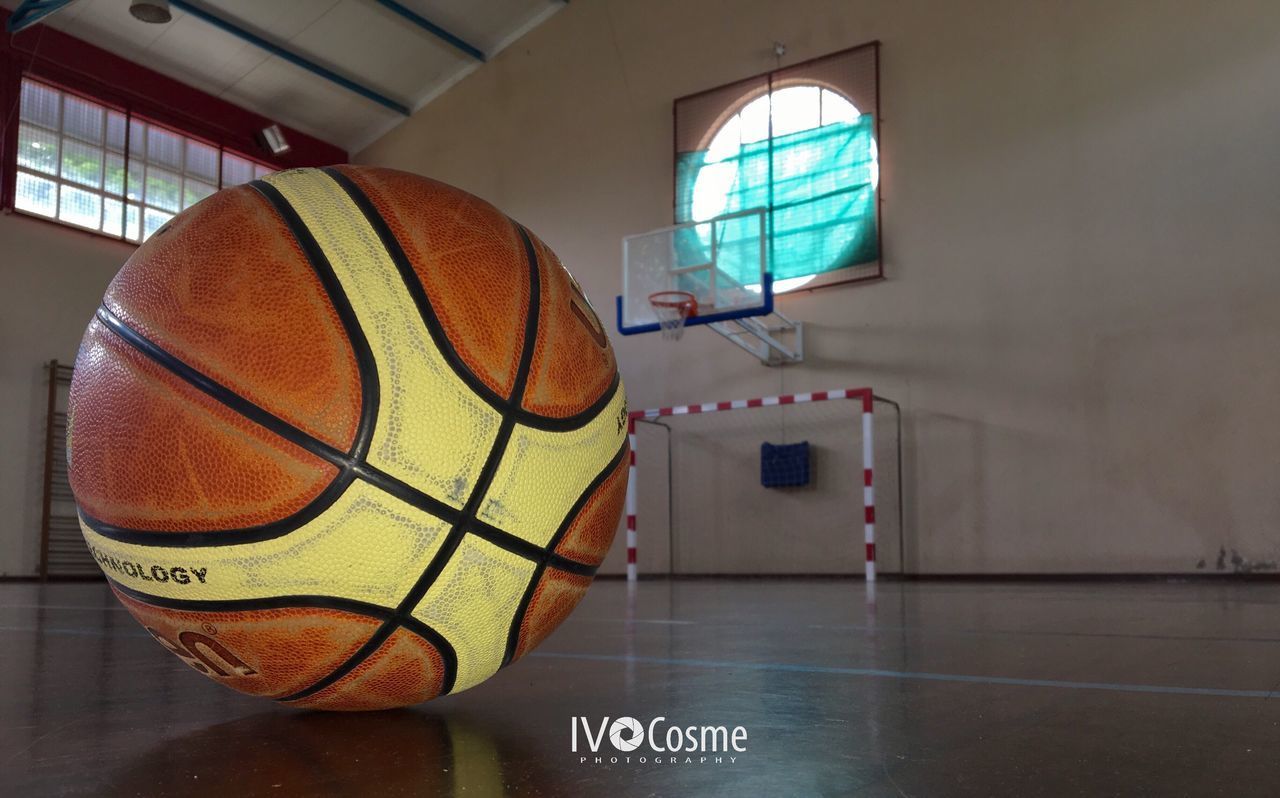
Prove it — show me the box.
[648,291,698,317]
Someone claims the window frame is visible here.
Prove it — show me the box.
[672,40,883,293]
[12,76,279,243]
[0,6,346,245]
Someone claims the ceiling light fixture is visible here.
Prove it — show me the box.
[130,0,172,24]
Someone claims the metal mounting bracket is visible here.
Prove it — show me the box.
[708,310,804,366]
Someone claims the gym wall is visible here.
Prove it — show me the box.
[357,0,1280,576]
[1,214,125,575]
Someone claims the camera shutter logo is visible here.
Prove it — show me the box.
[609,717,644,751]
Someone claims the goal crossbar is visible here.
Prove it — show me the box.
[625,388,877,581]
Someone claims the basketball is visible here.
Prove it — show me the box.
[66,165,628,711]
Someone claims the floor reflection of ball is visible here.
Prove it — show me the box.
[104,710,568,796]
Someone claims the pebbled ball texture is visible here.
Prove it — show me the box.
[69,165,627,710]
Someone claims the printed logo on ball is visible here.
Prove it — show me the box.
[571,716,747,765]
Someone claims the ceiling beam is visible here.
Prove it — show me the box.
[373,0,485,62]
[168,0,410,115]
[5,0,77,33]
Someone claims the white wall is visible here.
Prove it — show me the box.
[358,0,1280,575]
[0,212,126,576]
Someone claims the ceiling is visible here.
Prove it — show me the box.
[1,0,565,153]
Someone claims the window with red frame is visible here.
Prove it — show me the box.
[13,76,275,243]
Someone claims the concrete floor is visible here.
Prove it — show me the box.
[3,578,1280,796]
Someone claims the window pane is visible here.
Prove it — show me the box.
[61,139,104,188]
[129,119,147,159]
[20,80,60,129]
[147,125,183,169]
[705,115,742,163]
[126,203,142,242]
[63,95,104,144]
[143,207,173,240]
[184,180,216,208]
[104,153,126,196]
[15,171,57,217]
[254,164,274,179]
[107,111,128,152]
[103,197,125,237]
[185,139,219,182]
[144,166,181,211]
[221,153,255,187]
[127,159,145,202]
[17,123,59,174]
[770,86,821,137]
[59,184,102,229]
[739,97,770,144]
[820,89,858,125]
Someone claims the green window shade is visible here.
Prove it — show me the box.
[675,115,878,282]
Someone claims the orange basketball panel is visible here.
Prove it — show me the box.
[114,589,381,700]
[521,230,617,417]
[333,165,530,400]
[69,319,339,532]
[512,567,592,661]
[554,446,629,567]
[103,185,362,451]
[286,626,447,711]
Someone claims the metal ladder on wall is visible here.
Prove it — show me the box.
[39,360,98,580]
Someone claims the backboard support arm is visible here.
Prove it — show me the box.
[708,310,804,366]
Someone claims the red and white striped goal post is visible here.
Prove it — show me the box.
[624,387,878,582]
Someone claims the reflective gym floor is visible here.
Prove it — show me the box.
[5,577,1280,796]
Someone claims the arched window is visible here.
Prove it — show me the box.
[674,45,882,296]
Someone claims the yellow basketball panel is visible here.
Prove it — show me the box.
[80,480,449,608]
[263,169,501,508]
[477,386,627,546]
[410,534,536,693]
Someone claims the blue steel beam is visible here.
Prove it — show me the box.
[6,0,77,33]
[168,0,410,115]
[373,0,485,62]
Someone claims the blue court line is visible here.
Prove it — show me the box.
[574,615,1280,646]
[804,622,1280,646]
[529,651,1277,699]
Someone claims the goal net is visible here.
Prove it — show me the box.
[625,389,901,579]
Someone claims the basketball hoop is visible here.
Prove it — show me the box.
[648,291,698,340]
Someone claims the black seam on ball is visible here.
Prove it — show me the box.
[320,165,512,416]
[530,372,622,433]
[282,200,543,701]
[500,438,628,667]
[109,579,396,618]
[91,307,359,545]
[76,368,597,572]
[109,579,459,697]
[398,617,460,696]
[276,625,397,702]
[248,179,380,463]
[545,438,631,553]
[467,520,599,577]
[85,181,386,551]
[503,562,546,668]
[96,306,352,467]
[320,165,618,434]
